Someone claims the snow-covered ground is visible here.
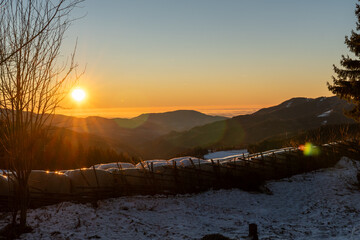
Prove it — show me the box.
[204,149,248,159]
[1,157,360,240]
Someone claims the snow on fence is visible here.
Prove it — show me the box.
[94,162,135,170]
[0,141,355,209]
[65,168,114,193]
[28,170,72,195]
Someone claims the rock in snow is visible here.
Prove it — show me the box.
[1,157,360,239]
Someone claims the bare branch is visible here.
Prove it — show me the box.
[0,0,83,227]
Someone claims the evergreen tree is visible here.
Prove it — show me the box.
[328,1,360,122]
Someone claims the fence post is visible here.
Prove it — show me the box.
[173,161,180,193]
[92,166,99,188]
[249,223,258,240]
[150,162,157,194]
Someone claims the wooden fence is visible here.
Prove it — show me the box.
[0,141,358,210]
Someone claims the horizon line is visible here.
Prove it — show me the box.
[56,106,263,119]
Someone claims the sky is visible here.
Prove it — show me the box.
[59,0,357,118]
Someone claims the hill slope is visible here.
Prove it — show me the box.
[141,96,354,158]
[52,110,226,146]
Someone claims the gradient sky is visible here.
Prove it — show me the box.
[60,0,357,118]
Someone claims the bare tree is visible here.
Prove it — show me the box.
[0,0,83,229]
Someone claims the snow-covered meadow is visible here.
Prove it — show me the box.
[204,149,248,160]
[0,157,358,239]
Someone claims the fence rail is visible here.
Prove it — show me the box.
[0,141,358,211]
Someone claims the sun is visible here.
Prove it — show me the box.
[71,88,86,102]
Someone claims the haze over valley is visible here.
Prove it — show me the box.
[50,96,355,160]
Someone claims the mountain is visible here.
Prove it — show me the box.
[51,110,227,147]
[141,96,354,158]
[0,125,139,170]
[131,110,227,132]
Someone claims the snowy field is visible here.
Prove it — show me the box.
[1,157,360,240]
[204,149,248,159]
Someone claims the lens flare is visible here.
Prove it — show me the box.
[299,142,320,156]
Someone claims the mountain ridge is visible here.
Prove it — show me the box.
[51,110,227,148]
[138,96,354,158]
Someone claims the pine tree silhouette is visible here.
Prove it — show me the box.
[328,1,360,122]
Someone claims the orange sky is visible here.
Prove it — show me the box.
[57,105,262,119]
[58,1,355,118]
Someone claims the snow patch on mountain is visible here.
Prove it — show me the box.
[318,109,333,117]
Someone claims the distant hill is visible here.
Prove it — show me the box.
[140,96,354,158]
[131,110,227,132]
[247,122,360,154]
[51,110,227,147]
[47,126,137,155]
[0,125,139,170]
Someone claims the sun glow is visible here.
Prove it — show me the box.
[71,88,86,102]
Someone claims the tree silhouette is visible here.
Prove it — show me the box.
[328,1,360,122]
[0,0,82,229]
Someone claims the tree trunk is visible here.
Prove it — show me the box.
[18,181,28,229]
